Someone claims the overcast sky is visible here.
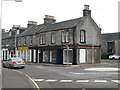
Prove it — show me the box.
[1,0,119,33]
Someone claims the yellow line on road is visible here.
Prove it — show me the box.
[13,70,40,90]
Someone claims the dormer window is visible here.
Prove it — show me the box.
[80,30,86,43]
[51,32,56,44]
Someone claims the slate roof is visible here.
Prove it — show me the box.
[102,32,120,41]
[38,17,83,33]
[2,32,9,39]
[17,24,45,37]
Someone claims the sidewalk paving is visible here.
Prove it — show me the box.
[27,61,113,68]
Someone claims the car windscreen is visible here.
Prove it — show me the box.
[12,57,23,61]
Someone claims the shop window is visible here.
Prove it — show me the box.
[50,50,56,63]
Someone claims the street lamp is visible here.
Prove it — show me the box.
[0,0,22,89]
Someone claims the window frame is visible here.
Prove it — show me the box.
[51,32,56,44]
[80,30,86,43]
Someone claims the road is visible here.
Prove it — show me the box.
[2,60,120,90]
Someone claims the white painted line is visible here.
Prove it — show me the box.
[46,79,57,82]
[13,70,40,90]
[84,67,120,71]
[111,80,120,84]
[76,80,89,82]
[94,80,107,83]
[34,79,44,82]
[60,80,72,82]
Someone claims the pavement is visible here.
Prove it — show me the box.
[26,59,119,68]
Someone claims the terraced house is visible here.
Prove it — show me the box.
[2,5,101,65]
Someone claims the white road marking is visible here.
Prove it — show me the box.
[94,80,107,83]
[12,70,40,89]
[69,72,118,75]
[33,79,44,82]
[76,80,89,82]
[46,79,57,82]
[111,80,120,84]
[84,67,120,71]
[60,80,72,82]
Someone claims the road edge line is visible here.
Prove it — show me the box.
[13,70,40,90]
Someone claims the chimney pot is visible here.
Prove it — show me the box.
[84,5,89,10]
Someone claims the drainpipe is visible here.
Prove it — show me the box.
[72,27,77,65]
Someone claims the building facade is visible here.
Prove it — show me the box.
[2,5,101,65]
[101,32,120,58]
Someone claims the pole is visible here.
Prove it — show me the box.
[66,45,69,66]
[0,0,3,89]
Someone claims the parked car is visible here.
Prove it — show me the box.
[109,54,120,60]
[3,57,26,69]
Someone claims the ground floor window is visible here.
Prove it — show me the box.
[50,50,57,63]
[43,50,49,62]
[63,49,73,64]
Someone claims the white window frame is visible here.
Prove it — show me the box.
[80,30,86,43]
[51,33,56,44]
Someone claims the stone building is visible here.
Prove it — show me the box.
[2,5,101,64]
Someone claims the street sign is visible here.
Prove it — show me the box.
[18,47,28,50]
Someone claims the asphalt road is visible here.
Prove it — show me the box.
[2,67,37,89]
[2,60,120,90]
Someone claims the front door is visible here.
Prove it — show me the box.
[79,49,86,63]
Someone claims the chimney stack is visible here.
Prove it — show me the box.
[27,21,37,28]
[44,15,56,24]
[83,5,91,17]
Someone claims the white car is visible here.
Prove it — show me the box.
[109,54,120,60]
[3,57,26,69]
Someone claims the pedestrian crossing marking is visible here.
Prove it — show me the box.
[76,80,89,82]
[94,80,107,83]
[33,78,120,84]
[33,79,44,82]
[46,79,57,82]
[111,80,120,84]
[60,80,72,82]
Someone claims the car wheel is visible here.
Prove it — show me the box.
[112,57,115,60]
[3,63,5,68]
[9,64,13,69]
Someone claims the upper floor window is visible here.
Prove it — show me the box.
[17,30,20,34]
[39,34,46,45]
[80,30,86,43]
[9,31,12,36]
[61,30,70,43]
[62,31,65,43]
[18,38,21,46]
[30,36,33,45]
[51,32,56,44]
[24,37,26,45]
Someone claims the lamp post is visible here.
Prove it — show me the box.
[0,0,22,89]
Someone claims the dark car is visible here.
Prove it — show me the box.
[3,57,26,69]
